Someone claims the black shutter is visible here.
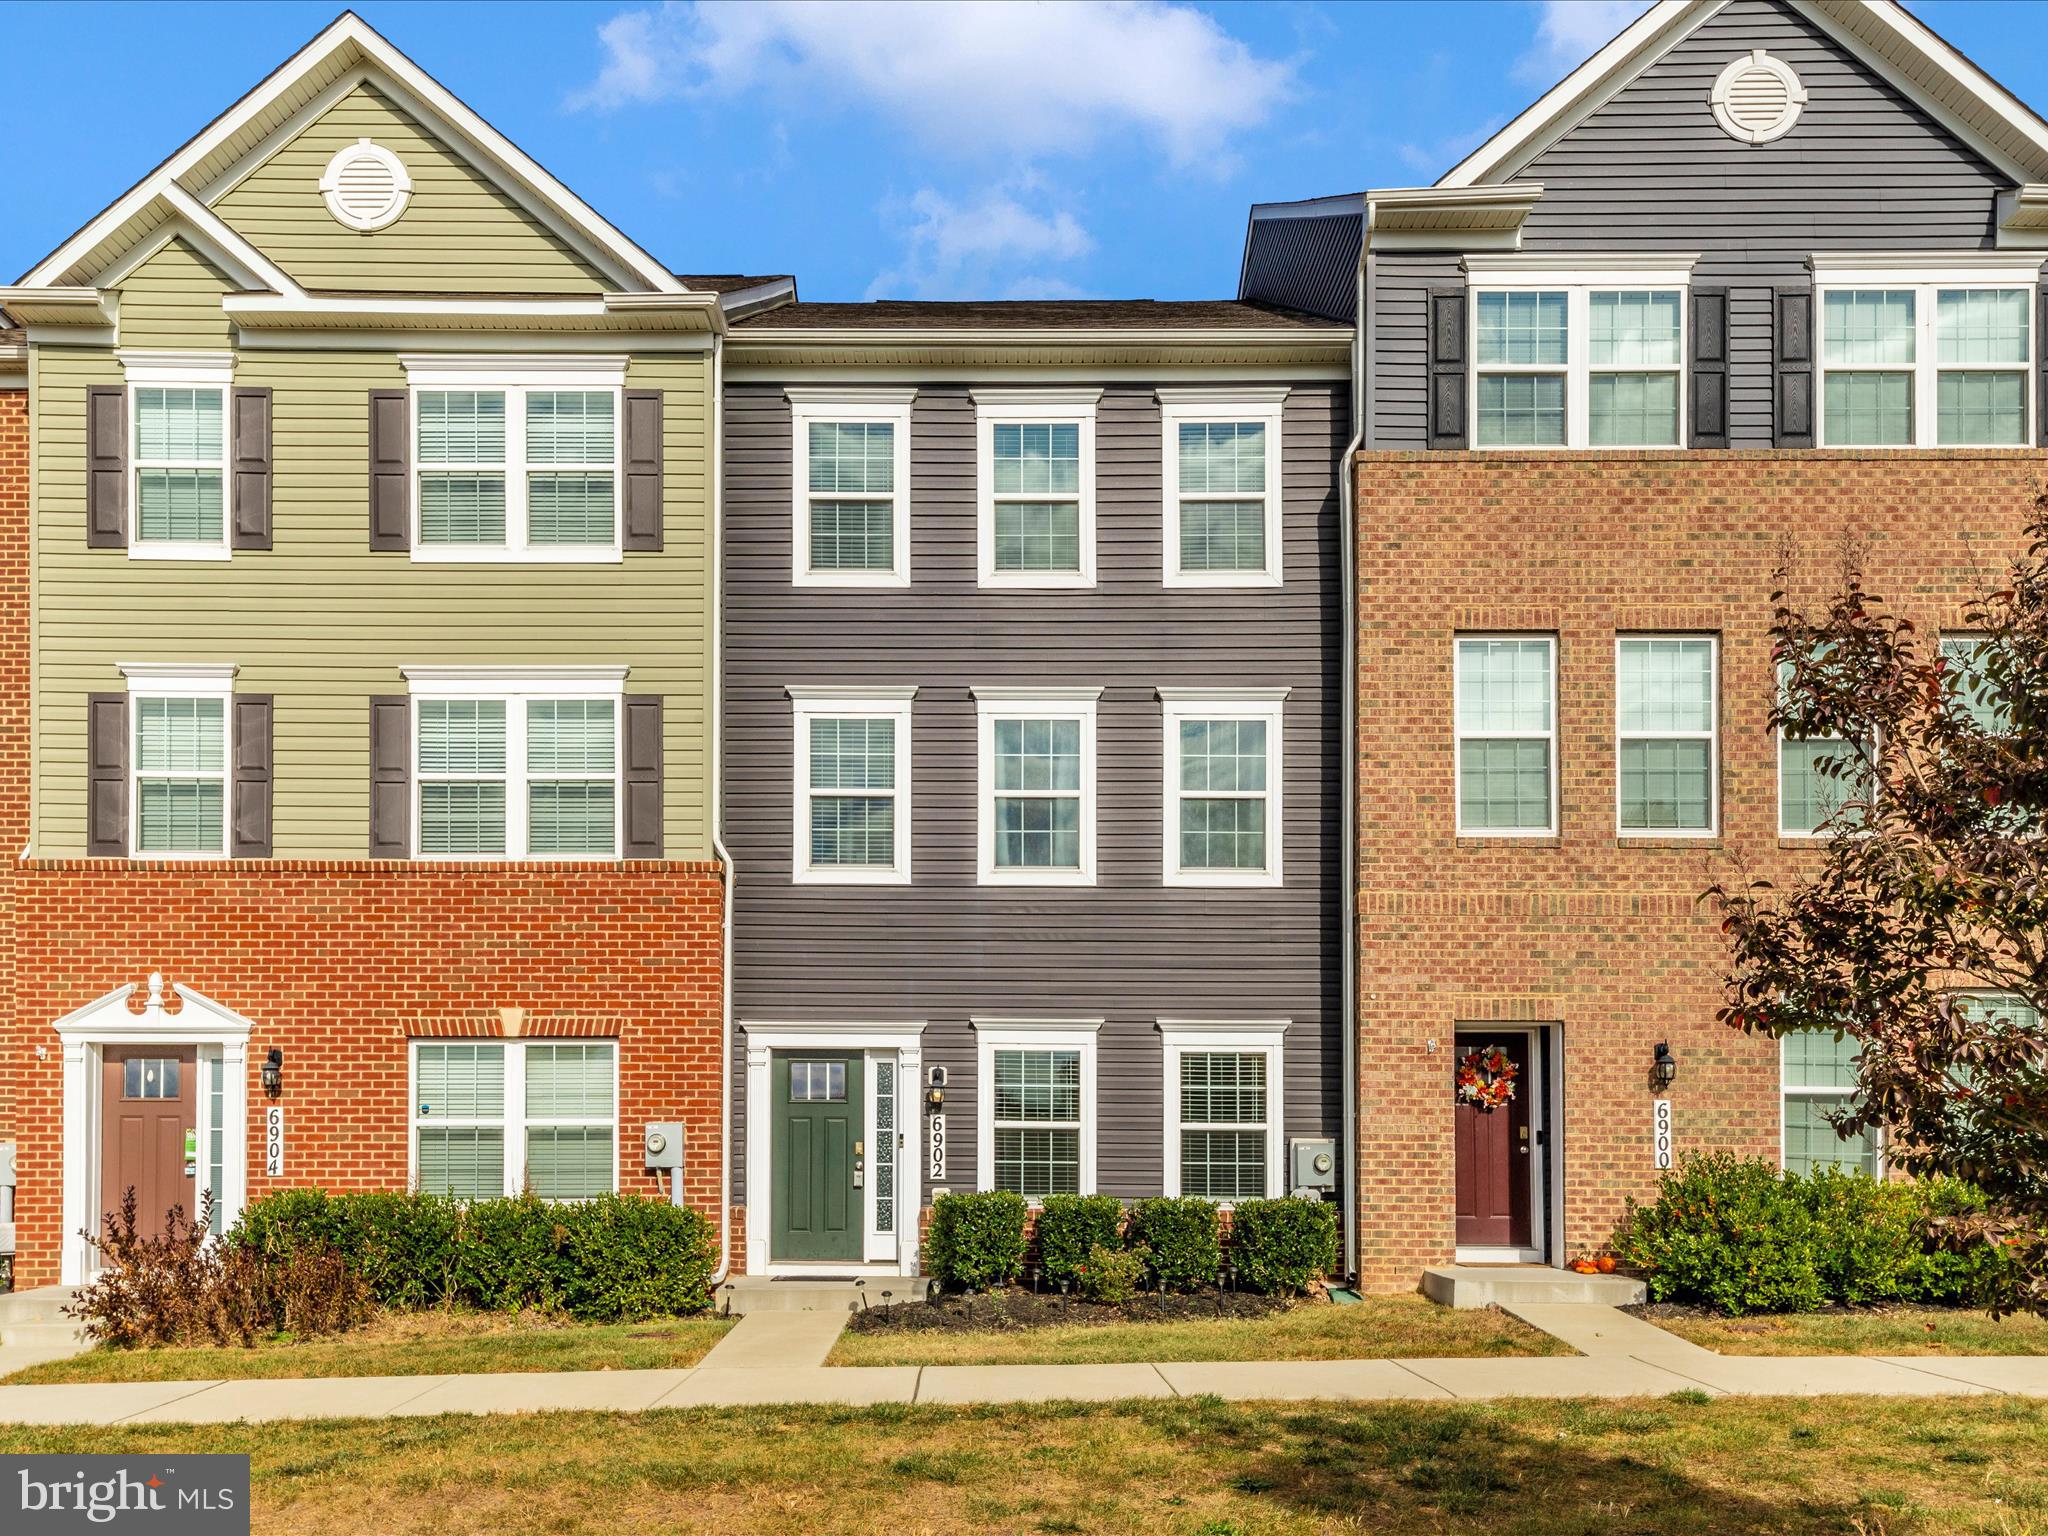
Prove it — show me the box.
[1690,286,1730,449]
[622,388,664,551]
[231,694,273,858]
[231,386,273,550]
[1427,285,1468,449]
[1774,285,1815,448]
[368,695,410,858]
[87,692,128,857]
[86,386,126,548]
[2038,287,2048,447]
[368,389,410,551]
[622,695,664,858]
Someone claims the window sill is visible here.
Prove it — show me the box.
[1163,571,1284,591]
[1615,835,1722,850]
[977,871,1097,887]
[976,572,1097,591]
[793,867,912,886]
[409,547,624,565]
[1455,835,1561,850]
[1164,870,1284,889]
[793,569,911,589]
[128,543,231,562]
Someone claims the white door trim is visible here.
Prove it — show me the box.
[1452,1024,1557,1268]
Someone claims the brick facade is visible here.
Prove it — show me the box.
[1354,448,2046,1290]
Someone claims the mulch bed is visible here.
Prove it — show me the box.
[843,1285,1297,1337]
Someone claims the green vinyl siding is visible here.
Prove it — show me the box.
[115,238,235,350]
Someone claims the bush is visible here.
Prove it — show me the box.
[1909,1177,2019,1307]
[1034,1194,1124,1290]
[923,1191,1028,1291]
[1128,1197,1222,1291]
[1229,1198,1338,1295]
[1612,1153,1825,1316]
[1802,1168,1920,1306]
[559,1195,716,1320]
[1076,1242,1146,1306]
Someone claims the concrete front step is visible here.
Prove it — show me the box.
[0,1287,83,1327]
[721,1277,916,1315]
[1421,1264,1646,1310]
[1,1321,91,1349]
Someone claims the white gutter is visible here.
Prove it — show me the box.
[1338,204,1370,1284]
[708,324,737,1285]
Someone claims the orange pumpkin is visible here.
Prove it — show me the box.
[1595,1255,1617,1274]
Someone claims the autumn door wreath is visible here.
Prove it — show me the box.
[1455,1045,1519,1110]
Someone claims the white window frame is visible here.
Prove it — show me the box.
[403,666,627,861]
[407,1037,621,1201]
[1453,634,1559,838]
[1614,634,1720,839]
[787,685,916,885]
[787,388,915,588]
[971,686,1102,886]
[120,662,236,860]
[972,388,1101,590]
[1158,687,1288,888]
[1774,657,1876,841]
[121,352,235,562]
[1159,1020,1287,1202]
[402,356,627,564]
[1811,257,2041,449]
[1158,388,1288,589]
[1778,1031,1882,1177]
[972,1017,1100,1201]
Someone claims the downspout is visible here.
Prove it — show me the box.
[707,324,736,1284]
[1339,204,1371,1283]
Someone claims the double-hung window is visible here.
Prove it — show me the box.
[128,358,233,559]
[1161,1022,1286,1201]
[1455,636,1557,836]
[406,669,625,859]
[1778,658,1872,838]
[124,664,234,858]
[1780,1031,1880,1177]
[974,389,1099,587]
[788,389,914,586]
[1159,389,1287,587]
[412,1039,618,1200]
[975,1020,1098,1199]
[1616,637,1718,836]
[973,687,1100,885]
[1941,635,2007,733]
[1160,688,1287,886]
[787,686,915,883]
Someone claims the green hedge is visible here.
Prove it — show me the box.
[1129,1197,1222,1291]
[923,1191,1028,1291]
[1229,1198,1338,1295]
[1034,1194,1124,1289]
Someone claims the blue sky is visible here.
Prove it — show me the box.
[8,1,2048,301]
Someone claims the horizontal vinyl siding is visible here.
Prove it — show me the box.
[117,239,236,350]
[1368,253,1459,449]
[724,381,1346,1202]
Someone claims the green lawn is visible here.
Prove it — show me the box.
[827,1295,1565,1366]
[1647,1305,2048,1357]
[2,1396,2041,1534]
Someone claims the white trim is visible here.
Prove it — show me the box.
[401,664,629,687]
[1710,50,1807,146]
[972,688,1100,886]
[787,388,915,588]
[1454,635,1559,838]
[1808,253,2046,284]
[116,350,236,385]
[1160,688,1288,888]
[1158,389,1287,589]
[125,666,234,860]
[1451,1024,1551,1266]
[399,354,630,385]
[318,138,412,232]
[1159,1020,1287,1202]
[122,365,234,562]
[407,1037,621,1200]
[1614,635,1720,839]
[1468,278,1690,451]
[971,1019,1100,1201]
[88,191,309,300]
[787,687,916,885]
[972,388,1100,590]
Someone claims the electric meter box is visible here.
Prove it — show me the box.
[1290,1138,1337,1192]
[643,1123,684,1172]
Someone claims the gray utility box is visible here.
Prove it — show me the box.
[642,1123,684,1172]
[1289,1138,1337,1193]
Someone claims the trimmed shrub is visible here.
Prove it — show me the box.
[1076,1242,1146,1306]
[451,1193,576,1313]
[1612,1152,1825,1316]
[341,1192,463,1309]
[923,1191,1028,1291]
[1129,1197,1222,1291]
[1035,1194,1124,1290]
[1909,1177,2018,1307]
[1802,1168,1920,1307]
[1229,1198,1338,1295]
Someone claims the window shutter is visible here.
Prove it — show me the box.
[2038,288,2048,448]
[622,694,664,859]
[1774,285,1815,448]
[368,389,410,551]
[87,692,128,857]
[368,695,410,858]
[1690,286,1730,449]
[86,385,127,549]
[231,386,273,550]
[622,388,664,552]
[1427,285,1468,449]
[231,694,274,858]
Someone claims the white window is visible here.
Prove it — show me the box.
[405,359,625,562]
[1159,389,1287,587]
[122,663,235,858]
[125,356,233,560]
[404,668,626,859]
[973,389,1100,588]
[973,1019,1099,1199]
[788,686,915,884]
[1615,636,1718,836]
[410,1039,618,1200]
[1780,1031,1880,1177]
[788,389,914,587]
[1160,1021,1286,1201]
[1814,261,2039,448]
[1159,688,1287,887]
[1455,636,1557,836]
[1777,657,1873,838]
[972,687,1100,885]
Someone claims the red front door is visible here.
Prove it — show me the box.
[100,1046,199,1239]
[1454,1032,1534,1251]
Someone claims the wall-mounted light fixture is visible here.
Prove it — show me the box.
[1651,1041,1677,1091]
[261,1047,284,1098]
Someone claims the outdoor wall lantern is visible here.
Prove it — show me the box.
[1651,1042,1678,1091]
[261,1048,284,1098]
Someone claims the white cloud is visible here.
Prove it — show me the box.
[866,186,1095,300]
[569,0,1294,167]
[1512,0,1651,85]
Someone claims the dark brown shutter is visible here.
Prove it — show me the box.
[2038,288,2048,447]
[368,695,410,858]
[231,386,273,550]
[86,386,127,548]
[622,388,664,551]
[368,389,410,551]
[87,692,128,857]
[1427,285,1468,450]
[1774,285,1815,448]
[231,694,273,858]
[1690,286,1729,449]
[622,695,664,858]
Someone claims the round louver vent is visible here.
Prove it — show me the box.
[318,138,412,231]
[1711,50,1807,145]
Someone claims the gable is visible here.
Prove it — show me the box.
[116,237,234,349]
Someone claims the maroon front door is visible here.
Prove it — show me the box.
[1454,1032,1533,1251]
[100,1046,199,1238]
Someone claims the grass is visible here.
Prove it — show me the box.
[1648,1304,2048,1357]
[1,1309,734,1386]
[826,1294,1565,1366]
[2,1395,2043,1534]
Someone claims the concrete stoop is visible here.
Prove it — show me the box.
[0,1287,89,1350]
[720,1277,914,1316]
[1421,1265,1647,1310]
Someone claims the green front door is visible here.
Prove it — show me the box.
[771,1053,864,1262]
